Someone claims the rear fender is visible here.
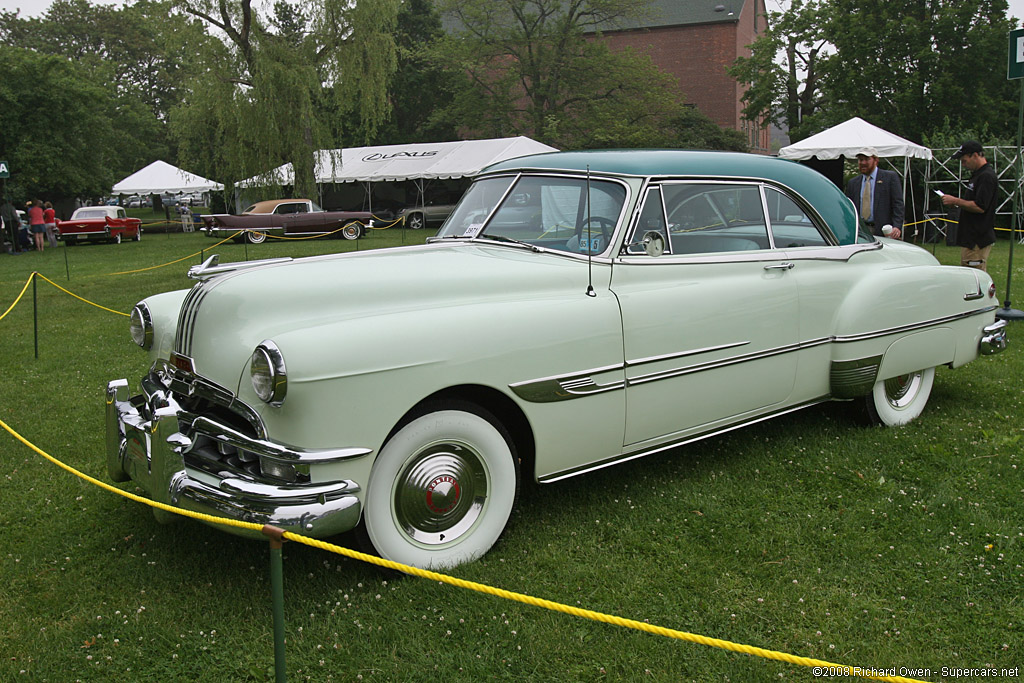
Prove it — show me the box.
[876,328,955,380]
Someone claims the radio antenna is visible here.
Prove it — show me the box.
[585,166,596,297]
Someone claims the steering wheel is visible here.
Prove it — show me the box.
[575,215,615,253]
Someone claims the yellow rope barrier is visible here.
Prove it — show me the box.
[259,216,406,240]
[0,273,34,322]
[0,411,929,683]
[106,231,241,275]
[33,272,130,317]
[0,415,262,534]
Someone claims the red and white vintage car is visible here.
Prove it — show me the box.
[59,206,142,245]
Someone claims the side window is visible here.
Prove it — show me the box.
[626,187,668,255]
[662,184,769,254]
[275,203,300,215]
[764,187,829,248]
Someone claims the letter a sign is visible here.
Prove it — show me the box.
[0,160,9,179]
[1009,28,1024,79]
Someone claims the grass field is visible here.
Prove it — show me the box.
[1,230,1021,682]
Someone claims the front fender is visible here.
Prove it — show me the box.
[246,290,627,478]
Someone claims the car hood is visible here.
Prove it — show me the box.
[176,242,600,391]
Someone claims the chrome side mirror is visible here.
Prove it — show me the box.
[642,230,665,258]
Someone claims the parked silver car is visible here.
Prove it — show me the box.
[397,202,457,230]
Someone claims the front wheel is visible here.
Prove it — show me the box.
[362,405,519,569]
[406,213,425,230]
[865,367,935,426]
[341,222,362,240]
[111,233,121,244]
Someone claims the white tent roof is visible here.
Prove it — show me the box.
[240,136,558,187]
[778,117,932,161]
[112,160,224,194]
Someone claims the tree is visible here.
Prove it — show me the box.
[0,0,218,177]
[372,0,460,145]
[727,0,830,142]
[170,0,398,197]
[430,0,696,150]
[0,46,121,200]
[822,0,1016,143]
[729,0,1018,145]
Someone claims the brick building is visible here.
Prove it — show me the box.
[594,0,770,153]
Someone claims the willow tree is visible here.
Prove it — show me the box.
[170,0,397,198]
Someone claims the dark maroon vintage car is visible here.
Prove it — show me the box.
[201,199,374,244]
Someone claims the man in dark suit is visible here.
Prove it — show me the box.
[844,147,905,239]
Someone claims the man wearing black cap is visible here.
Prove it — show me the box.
[941,140,997,272]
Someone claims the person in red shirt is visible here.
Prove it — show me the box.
[43,201,57,248]
[28,199,45,252]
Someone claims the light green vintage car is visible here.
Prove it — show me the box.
[106,150,1007,569]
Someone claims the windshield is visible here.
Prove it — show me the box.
[437,174,627,255]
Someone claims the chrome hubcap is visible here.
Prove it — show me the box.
[884,371,921,409]
[395,442,486,545]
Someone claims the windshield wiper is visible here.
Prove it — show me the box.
[478,234,542,252]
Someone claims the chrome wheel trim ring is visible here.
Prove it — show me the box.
[883,371,922,409]
[394,441,487,546]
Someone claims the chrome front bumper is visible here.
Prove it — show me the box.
[105,379,365,539]
[980,319,1008,356]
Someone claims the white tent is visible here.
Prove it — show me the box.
[112,160,224,195]
[778,117,932,161]
[239,136,558,187]
[779,118,933,240]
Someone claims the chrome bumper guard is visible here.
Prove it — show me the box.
[105,379,365,538]
[980,319,1008,356]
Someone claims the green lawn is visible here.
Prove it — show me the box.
[1,233,1021,682]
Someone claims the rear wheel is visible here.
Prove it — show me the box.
[865,367,935,426]
[132,229,141,242]
[362,404,519,569]
[111,233,121,244]
[246,230,267,244]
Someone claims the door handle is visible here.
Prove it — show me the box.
[763,262,795,271]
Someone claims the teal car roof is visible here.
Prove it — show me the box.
[482,150,860,245]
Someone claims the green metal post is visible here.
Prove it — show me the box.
[64,241,70,281]
[263,526,287,683]
[32,273,38,359]
[999,78,1024,320]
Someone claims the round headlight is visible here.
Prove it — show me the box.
[250,340,287,406]
[130,303,153,350]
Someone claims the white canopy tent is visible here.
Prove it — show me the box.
[112,160,224,195]
[778,117,932,161]
[240,136,558,187]
[778,117,932,240]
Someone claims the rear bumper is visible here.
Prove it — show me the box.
[105,378,365,538]
[980,319,1008,355]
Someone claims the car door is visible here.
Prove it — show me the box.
[612,182,801,449]
[278,202,327,235]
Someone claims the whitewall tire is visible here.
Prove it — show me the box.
[865,367,935,426]
[363,406,519,570]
